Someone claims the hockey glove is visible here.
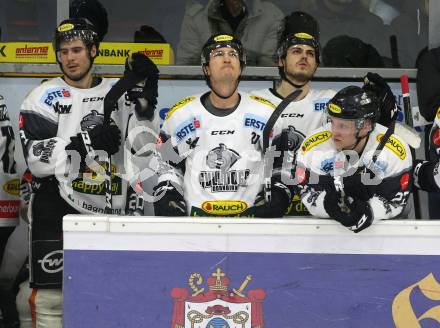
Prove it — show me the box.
[363,72,398,127]
[125,53,159,120]
[342,172,372,202]
[253,181,291,218]
[153,181,187,216]
[413,160,440,192]
[66,123,121,158]
[323,190,374,233]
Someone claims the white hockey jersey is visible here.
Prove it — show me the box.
[0,95,19,227]
[156,92,285,216]
[296,123,413,221]
[20,77,158,215]
[251,87,336,216]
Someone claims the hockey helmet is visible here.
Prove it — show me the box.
[326,86,379,129]
[54,18,100,53]
[201,34,246,67]
[277,11,320,63]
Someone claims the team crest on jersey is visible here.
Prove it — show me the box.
[284,126,305,152]
[166,96,196,120]
[249,95,276,109]
[301,131,332,154]
[80,110,115,131]
[200,144,250,192]
[206,143,240,170]
[376,134,406,160]
[171,267,266,328]
[40,87,71,107]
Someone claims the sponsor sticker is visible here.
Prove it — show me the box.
[249,95,276,109]
[301,131,332,153]
[40,87,71,107]
[214,35,234,42]
[165,96,196,120]
[328,103,342,114]
[376,134,406,160]
[400,173,410,191]
[3,178,20,196]
[0,200,19,218]
[201,200,248,215]
[294,32,314,39]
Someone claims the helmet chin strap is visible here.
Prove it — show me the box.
[278,65,308,89]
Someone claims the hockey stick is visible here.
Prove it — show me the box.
[400,74,421,219]
[262,89,303,203]
[102,63,148,214]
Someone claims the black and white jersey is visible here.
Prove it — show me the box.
[0,95,19,227]
[155,92,285,216]
[19,77,158,215]
[296,123,413,221]
[251,87,336,216]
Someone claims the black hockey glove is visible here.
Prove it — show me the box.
[342,172,372,202]
[253,181,291,218]
[413,160,440,192]
[65,123,121,158]
[153,181,187,216]
[363,72,398,127]
[323,190,374,233]
[125,53,159,120]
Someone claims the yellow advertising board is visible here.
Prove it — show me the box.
[0,42,172,65]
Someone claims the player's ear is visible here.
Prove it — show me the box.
[90,45,97,59]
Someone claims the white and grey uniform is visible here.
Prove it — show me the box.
[19,77,158,288]
[20,77,157,215]
[0,95,19,228]
[156,92,285,216]
[296,123,413,221]
[251,87,336,216]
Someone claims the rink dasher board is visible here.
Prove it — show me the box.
[62,216,440,328]
[63,216,440,255]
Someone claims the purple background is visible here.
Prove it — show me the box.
[63,250,440,328]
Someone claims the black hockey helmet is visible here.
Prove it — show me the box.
[70,0,109,42]
[277,11,320,63]
[326,86,379,130]
[54,18,100,54]
[201,33,246,67]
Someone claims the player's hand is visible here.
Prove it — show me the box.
[125,52,159,81]
[66,123,121,157]
[253,181,291,218]
[324,190,373,233]
[363,72,397,127]
[153,182,187,216]
[125,53,159,120]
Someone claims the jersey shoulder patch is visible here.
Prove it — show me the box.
[249,95,276,109]
[376,133,407,160]
[301,130,332,154]
[165,96,196,121]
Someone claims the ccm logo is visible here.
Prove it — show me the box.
[211,130,235,135]
[38,250,63,273]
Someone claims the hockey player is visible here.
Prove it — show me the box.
[153,34,291,218]
[296,86,413,233]
[0,95,20,328]
[251,12,336,216]
[19,18,159,327]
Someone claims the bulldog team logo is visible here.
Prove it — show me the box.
[80,110,115,131]
[200,144,250,192]
[171,268,266,328]
[206,144,240,171]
